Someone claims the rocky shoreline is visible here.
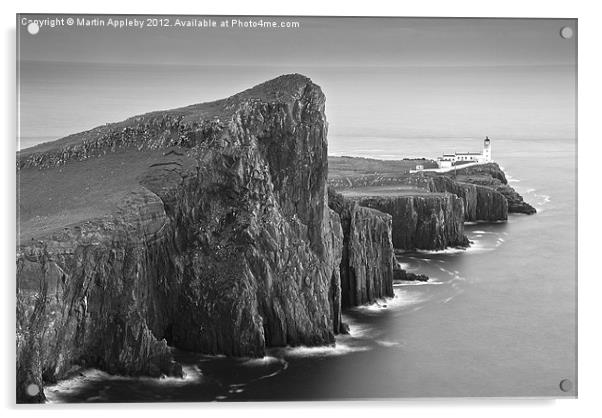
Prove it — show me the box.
[16,74,536,403]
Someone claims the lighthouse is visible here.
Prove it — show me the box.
[483,136,492,162]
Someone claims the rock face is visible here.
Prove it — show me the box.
[357,193,469,251]
[452,163,536,215]
[422,175,508,222]
[328,157,534,219]
[496,185,536,214]
[16,74,345,402]
[393,267,429,282]
[328,189,394,307]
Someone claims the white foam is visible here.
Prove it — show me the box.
[415,247,467,255]
[442,296,455,304]
[256,363,288,380]
[395,261,411,270]
[241,356,282,367]
[464,239,495,254]
[343,319,374,339]
[180,365,203,383]
[228,387,245,394]
[505,171,520,183]
[45,364,203,402]
[279,341,372,358]
[351,290,425,314]
[394,280,442,287]
[529,192,551,213]
[375,340,401,348]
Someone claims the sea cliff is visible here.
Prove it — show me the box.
[449,163,536,215]
[328,189,395,307]
[17,75,352,403]
[419,175,508,222]
[328,156,536,252]
[357,193,469,251]
[16,74,535,404]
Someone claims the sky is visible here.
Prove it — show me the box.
[17,16,577,149]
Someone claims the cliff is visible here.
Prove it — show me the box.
[451,163,536,215]
[356,193,469,251]
[17,74,345,402]
[420,175,508,222]
[328,189,394,307]
[328,158,531,220]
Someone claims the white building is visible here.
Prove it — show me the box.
[437,137,492,169]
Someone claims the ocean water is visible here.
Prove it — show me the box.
[18,62,576,401]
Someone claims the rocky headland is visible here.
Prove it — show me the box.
[447,164,537,215]
[16,74,535,403]
[329,157,535,218]
[17,75,355,403]
[328,156,535,252]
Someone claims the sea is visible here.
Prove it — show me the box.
[18,62,576,401]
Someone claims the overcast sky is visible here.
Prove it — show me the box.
[18,16,576,67]
[17,16,577,147]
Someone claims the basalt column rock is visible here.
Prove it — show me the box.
[418,174,508,222]
[358,193,469,251]
[328,189,394,307]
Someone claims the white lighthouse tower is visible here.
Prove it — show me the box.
[483,136,492,162]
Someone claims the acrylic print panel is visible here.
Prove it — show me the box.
[16,15,577,403]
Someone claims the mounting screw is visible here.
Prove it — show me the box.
[559,379,573,392]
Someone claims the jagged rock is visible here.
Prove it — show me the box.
[357,193,469,251]
[418,174,508,222]
[452,163,536,215]
[339,322,351,334]
[392,267,429,282]
[328,189,394,307]
[16,74,344,402]
[494,184,537,214]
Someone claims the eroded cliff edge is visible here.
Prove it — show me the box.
[17,74,352,403]
[328,157,535,252]
[357,193,469,251]
[328,189,395,307]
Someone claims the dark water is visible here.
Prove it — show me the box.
[45,137,576,402]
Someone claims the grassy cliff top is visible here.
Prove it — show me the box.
[328,156,438,179]
[19,73,315,159]
[18,74,316,242]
